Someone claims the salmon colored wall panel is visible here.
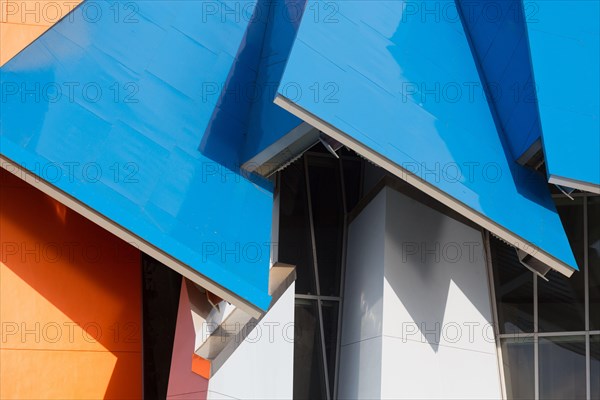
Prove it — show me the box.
[0,0,83,65]
[0,169,142,398]
[167,280,208,399]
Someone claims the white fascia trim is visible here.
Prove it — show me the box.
[549,174,600,195]
[241,122,318,173]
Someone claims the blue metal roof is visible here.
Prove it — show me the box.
[525,1,600,193]
[1,0,590,303]
[0,0,276,310]
[240,0,305,164]
[457,0,542,163]
[277,0,578,274]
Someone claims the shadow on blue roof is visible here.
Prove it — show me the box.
[0,0,281,310]
[276,0,578,274]
[199,0,305,170]
[457,0,543,163]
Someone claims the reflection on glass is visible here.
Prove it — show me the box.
[537,198,586,332]
[279,161,317,295]
[282,148,354,399]
[294,299,327,400]
[556,197,585,267]
[589,197,600,330]
[539,336,586,400]
[321,301,339,398]
[592,335,600,399]
[308,156,344,297]
[500,337,535,400]
[491,237,534,333]
[537,269,586,332]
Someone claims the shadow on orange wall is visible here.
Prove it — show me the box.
[0,169,142,399]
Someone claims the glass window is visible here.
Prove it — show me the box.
[591,335,600,400]
[539,336,586,400]
[537,198,586,332]
[589,197,600,330]
[280,149,359,399]
[294,299,327,400]
[321,301,339,399]
[500,337,535,400]
[537,269,586,332]
[341,156,362,213]
[307,156,344,297]
[491,236,534,334]
[494,195,600,399]
[279,161,317,295]
[556,197,585,267]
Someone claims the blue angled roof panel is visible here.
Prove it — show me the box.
[241,0,305,164]
[276,0,578,274]
[525,1,600,193]
[0,0,275,311]
[457,0,543,163]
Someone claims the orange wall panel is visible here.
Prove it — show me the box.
[0,0,83,65]
[0,169,142,398]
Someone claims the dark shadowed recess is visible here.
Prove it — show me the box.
[142,254,182,399]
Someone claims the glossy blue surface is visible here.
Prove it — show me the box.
[241,0,305,163]
[197,0,304,168]
[279,0,578,270]
[458,0,542,161]
[0,0,275,309]
[198,0,270,169]
[526,1,600,190]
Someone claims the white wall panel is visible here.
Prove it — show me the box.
[340,189,387,346]
[337,336,383,400]
[338,186,502,399]
[207,284,295,400]
[337,189,386,399]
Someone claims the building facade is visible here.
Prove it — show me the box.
[1,0,598,399]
